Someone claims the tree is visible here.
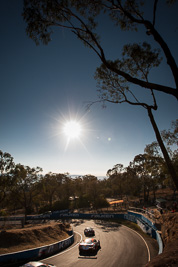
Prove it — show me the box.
[23,0,178,188]
[82,175,100,208]
[106,164,125,198]
[131,153,164,202]
[38,172,62,210]
[161,119,178,154]
[145,119,178,190]
[124,165,142,198]
[23,0,177,98]
[11,164,43,217]
[0,150,15,204]
[107,163,142,199]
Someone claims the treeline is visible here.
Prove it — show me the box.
[0,121,177,216]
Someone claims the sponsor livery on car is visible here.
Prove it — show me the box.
[84,227,95,237]
[79,238,100,256]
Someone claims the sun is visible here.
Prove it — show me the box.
[63,121,82,139]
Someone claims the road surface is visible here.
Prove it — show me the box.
[42,220,158,267]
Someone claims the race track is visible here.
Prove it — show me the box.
[42,220,157,267]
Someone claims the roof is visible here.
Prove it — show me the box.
[109,200,124,205]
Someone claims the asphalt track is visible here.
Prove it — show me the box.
[42,220,158,267]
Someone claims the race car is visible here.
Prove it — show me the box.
[79,238,100,256]
[84,227,95,237]
[20,261,56,267]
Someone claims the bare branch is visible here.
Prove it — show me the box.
[153,0,158,26]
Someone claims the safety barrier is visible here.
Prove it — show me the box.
[0,211,163,265]
[26,211,163,254]
[126,211,163,254]
[0,230,74,266]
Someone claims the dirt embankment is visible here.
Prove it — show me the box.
[0,222,71,255]
[145,212,178,267]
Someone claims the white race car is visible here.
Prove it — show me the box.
[79,238,100,256]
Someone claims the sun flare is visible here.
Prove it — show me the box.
[63,121,82,139]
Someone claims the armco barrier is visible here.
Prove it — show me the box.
[0,231,74,266]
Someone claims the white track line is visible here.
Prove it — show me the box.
[45,231,82,260]
[121,224,151,262]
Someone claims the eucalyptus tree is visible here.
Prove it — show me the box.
[71,176,85,209]
[161,119,178,158]
[11,164,43,217]
[39,172,60,210]
[0,150,15,205]
[62,175,74,201]
[23,0,178,189]
[73,176,83,198]
[145,120,178,157]
[99,178,113,198]
[132,153,165,202]
[132,154,151,202]
[107,163,141,198]
[82,175,99,207]
[37,172,68,211]
[144,119,178,190]
[123,166,141,198]
[106,164,125,198]
[94,41,178,189]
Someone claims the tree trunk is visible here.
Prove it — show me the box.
[147,107,178,190]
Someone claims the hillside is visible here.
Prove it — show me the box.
[0,222,70,254]
[145,212,178,267]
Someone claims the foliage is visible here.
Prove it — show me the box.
[0,150,15,203]
[0,121,177,213]
[161,119,178,148]
[23,0,178,98]
[0,150,14,174]
[144,120,178,190]
[10,164,43,216]
[22,0,178,189]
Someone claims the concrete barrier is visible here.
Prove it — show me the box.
[0,231,74,266]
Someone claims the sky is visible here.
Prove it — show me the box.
[0,1,177,178]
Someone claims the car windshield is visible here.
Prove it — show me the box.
[84,239,93,244]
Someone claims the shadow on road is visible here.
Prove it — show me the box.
[71,219,86,227]
[78,256,97,259]
[94,220,121,232]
